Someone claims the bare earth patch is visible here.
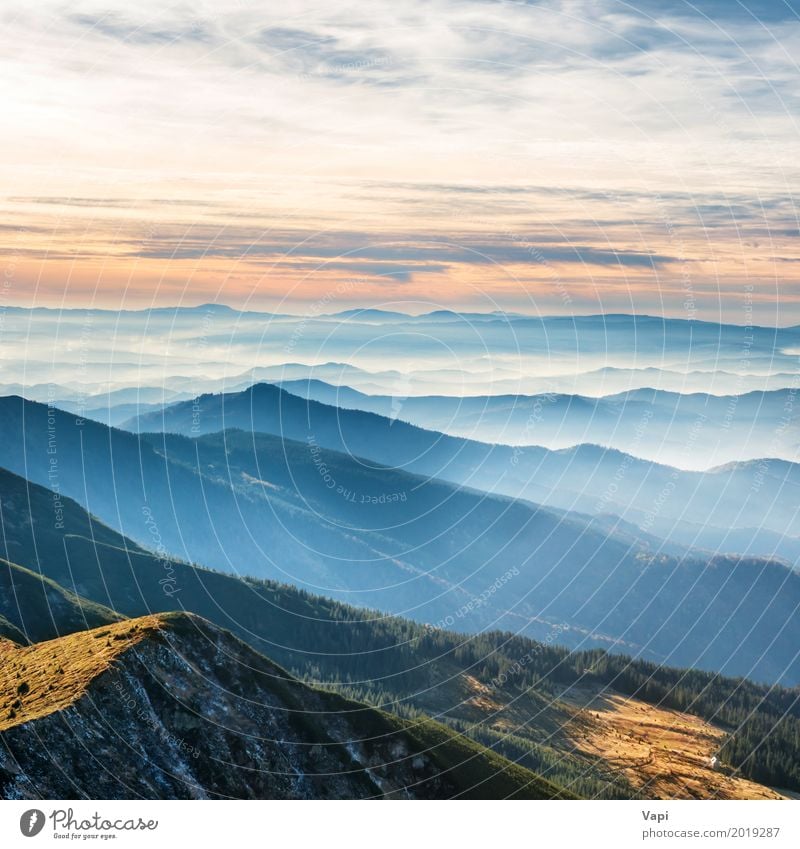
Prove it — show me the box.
[563,685,789,800]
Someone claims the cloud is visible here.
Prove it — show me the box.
[9,196,221,210]
[1,0,798,319]
[129,231,677,268]
[68,12,213,45]
[289,260,451,281]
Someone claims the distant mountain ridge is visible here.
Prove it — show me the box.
[4,304,797,405]
[272,378,800,467]
[3,303,795,329]
[124,381,800,561]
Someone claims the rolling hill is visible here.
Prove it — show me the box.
[2,467,799,797]
[124,382,800,563]
[274,379,800,468]
[1,394,799,681]
[0,612,569,800]
[11,307,798,394]
[0,559,121,643]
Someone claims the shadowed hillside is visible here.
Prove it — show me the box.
[124,382,800,563]
[0,613,572,800]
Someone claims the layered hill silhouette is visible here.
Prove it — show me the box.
[0,559,121,643]
[1,394,799,682]
[274,379,800,468]
[125,382,800,562]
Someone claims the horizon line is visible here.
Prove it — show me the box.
[0,302,794,331]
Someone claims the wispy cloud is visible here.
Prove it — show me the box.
[0,1,797,321]
[67,12,214,46]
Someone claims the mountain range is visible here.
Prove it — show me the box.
[1,465,798,799]
[4,308,798,401]
[273,379,800,468]
[125,382,800,564]
[2,307,800,799]
[0,393,798,683]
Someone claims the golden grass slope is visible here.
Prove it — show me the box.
[0,615,165,731]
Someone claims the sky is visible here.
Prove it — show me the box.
[1,0,799,322]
